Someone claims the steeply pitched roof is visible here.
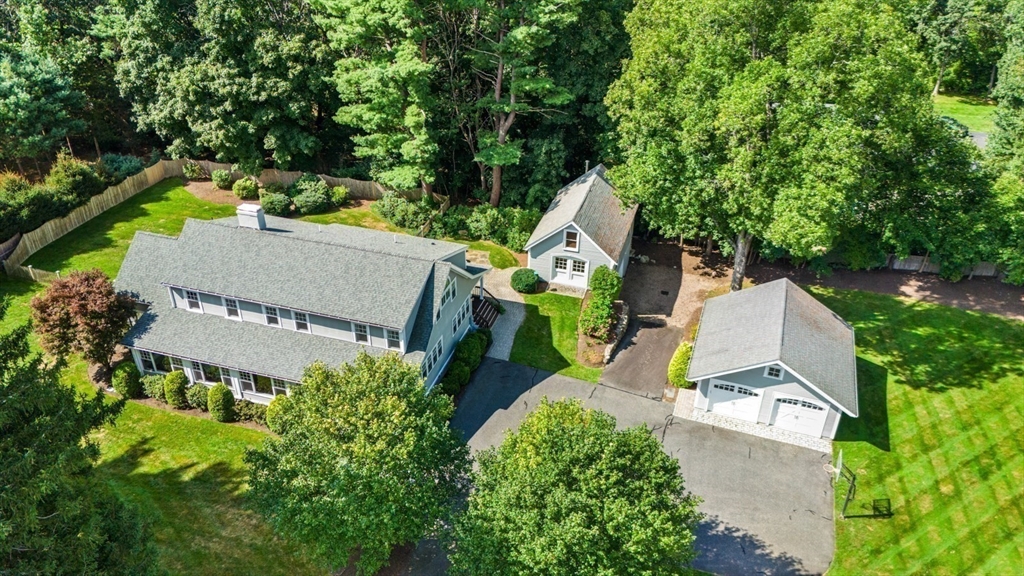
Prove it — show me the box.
[118,217,467,329]
[523,165,637,262]
[686,279,859,416]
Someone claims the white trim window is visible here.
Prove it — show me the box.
[386,329,401,350]
[452,300,470,335]
[563,229,580,252]
[271,379,289,396]
[224,298,240,319]
[439,277,456,317]
[184,290,202,311]
[764,365,783,380]
[140,351,157,372]
[264,306,280,326]
[239,372,256,393]
[170,357,184,372]
[294,311,310,333]
[354,323,369,343]
[422,341,444,377]
[554,256,568,272]
[571,259,586,275]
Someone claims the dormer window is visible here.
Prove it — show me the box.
[224,298,240,319]
[294,312,310,332]
[264,306,280,326]
[764,365,783,380]
[563,230,579,252]
[386,329,400,349]
[185,290,201,311]
[354,323,368,343]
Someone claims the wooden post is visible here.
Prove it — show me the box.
[918,251,930,273]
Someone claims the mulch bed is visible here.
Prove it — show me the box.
[183,179,243,205]
[575,297,622,368]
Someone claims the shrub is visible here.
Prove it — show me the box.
[439,361,471,396]
[589,265,623,300]
[510,268,539,293]
[468,331,489,354]
[141,374,165,402]
[668,341,693,387]
[48,154,106,203]
[466,205,504,242]
[186,383,208,411]
[208,384,235,422]
[266,395,291,434]
[579,294,615,341]
[232,178,259,200]
[330,185,349,207]
[293,188,332,215]
[372,192,432,229]
[454,336,483,371]
[111,362,142,398]
[211,169,232,190]
[286,173,328,198]
[98,154,144,186]
[475,327,493,349]
[429,205,472,238]
[260,192,292,216]
[182,161,206,180]
[263,181,286,196]
[235,400,268,425]
[163,371,189,409]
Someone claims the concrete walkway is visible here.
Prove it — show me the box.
[482,267,526,361]
[453,359,836,576]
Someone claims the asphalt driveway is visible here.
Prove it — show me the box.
[453,358,835,575]
[601,319,683,399]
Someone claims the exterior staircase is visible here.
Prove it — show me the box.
[472,294,500,329]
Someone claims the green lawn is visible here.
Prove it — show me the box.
[298,202,402,232]
[510,292,603,382]
[933,94,997,133]
[809,287,1024,575]
[23,178,236,277]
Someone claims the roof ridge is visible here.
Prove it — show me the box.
[192,218,460,265]
[778,279,791,361]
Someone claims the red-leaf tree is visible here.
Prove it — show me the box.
[30,269,136,370]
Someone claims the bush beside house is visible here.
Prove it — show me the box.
[427,204,542,252]
[208,384,235,422]
[510,268,539,293]
[186,384,208,411]
[141,374,165,402]
[438,330,490,397]
[668,341,693,387]
[235,400,268,425]
[579,266,623,341]
[163,371,189,409]
[111,362,142,398]
[266,395,291,434]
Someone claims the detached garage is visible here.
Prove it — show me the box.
[686,279,859,440]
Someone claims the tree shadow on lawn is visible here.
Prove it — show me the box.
[508,301,571,375]
[95,436,313,576]
[809,288,1024,394]
[835,357,890,452]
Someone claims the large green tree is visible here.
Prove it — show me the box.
[0,300,157,574]
[448,399,701,575]
[245,353,470,575]
[107,0,345,174]
[314,0,439,192]
[607,0,988,290]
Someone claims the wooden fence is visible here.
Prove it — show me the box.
[192,161,432,201]
[888,254,1000,278]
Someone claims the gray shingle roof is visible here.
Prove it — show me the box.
[686,279,858,416]
[523,165,638,262]
[133,218,458,329]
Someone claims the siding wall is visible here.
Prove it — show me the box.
[420,271,477,388]
[616,222,634,277]
[528,223,614,284]
[694,364,843,439]
[129,349,291,406]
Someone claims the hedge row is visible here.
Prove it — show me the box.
[437,329,492,397]
[579,265,623,341]
[667,341,693,388]
[0,154,108,240]
[126,367,269,424]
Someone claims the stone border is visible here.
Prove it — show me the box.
[603,300,630,364]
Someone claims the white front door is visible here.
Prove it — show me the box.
[707,379,763,422]
[553,255,588,287]
[770,396,828,437]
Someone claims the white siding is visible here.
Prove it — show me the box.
[527,223,614,285]
[420,272,476,388]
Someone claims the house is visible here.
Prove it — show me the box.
[114,204,490,404]
[685,279,858,440]
[523,164,637,289]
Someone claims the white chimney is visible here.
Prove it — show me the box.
[237,203,266,230]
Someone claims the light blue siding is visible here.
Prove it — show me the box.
[527,223,615,287]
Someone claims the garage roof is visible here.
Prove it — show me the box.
[686,279,859,416]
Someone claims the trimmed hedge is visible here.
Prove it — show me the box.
[589,265,622,300]
[668,341,693,387]
[260,192,292,216]
[111,362,142,398]
[266,395,291,434]
[208,384,235,422]
[233,178,259,200]
[236,400,268,425]
[438,330,489,397]
[510,268,539,293]
[186,384,208,411]
[580,265,621,341]
[454,336,483,370]
[141,374,165,402]
[476,327,493,348]
[211,169,232,190]
[439,361,471,396]
[294,188,331,215]
[163,371,189,409]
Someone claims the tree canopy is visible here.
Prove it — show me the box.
[0,299,157,574]
[245,353,470,575]
[448,399,701,576]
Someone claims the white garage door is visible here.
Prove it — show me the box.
[707,380,763,422]
[552,256,588,288]
[771,396,828,437]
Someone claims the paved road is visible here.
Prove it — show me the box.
[601,318,683,399]
[453,358,836,575]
